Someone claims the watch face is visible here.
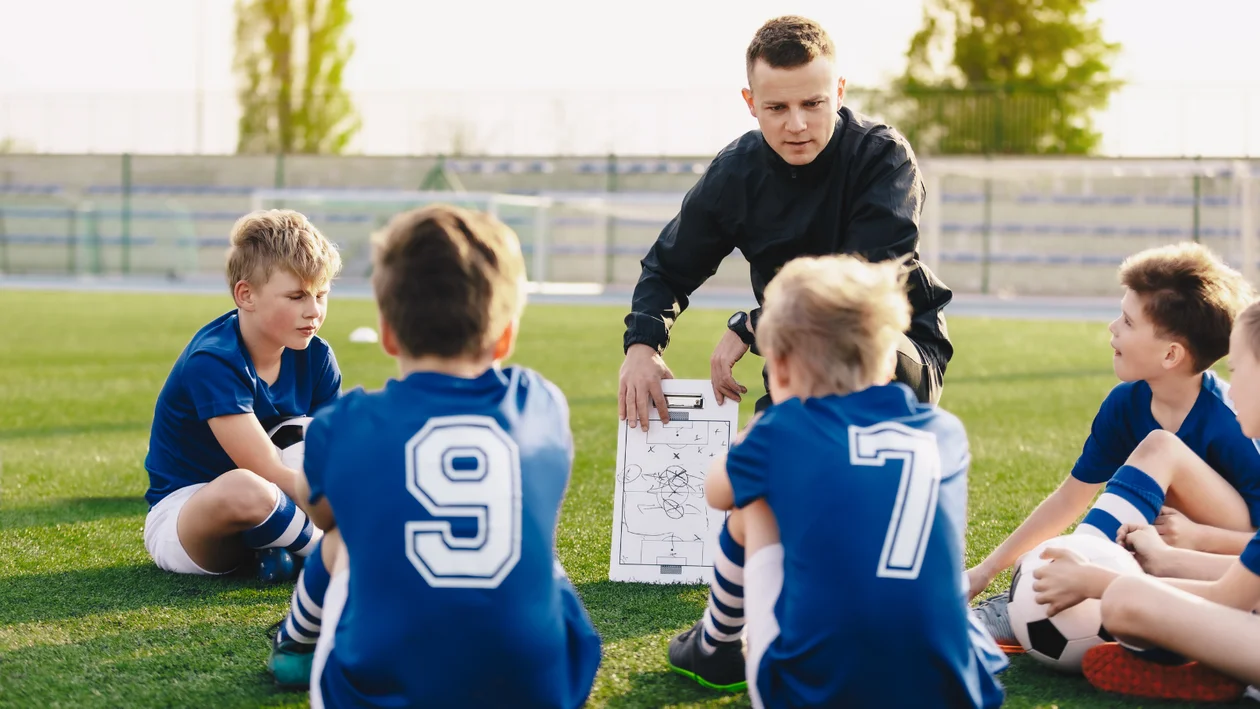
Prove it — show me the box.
[729,313,741,327]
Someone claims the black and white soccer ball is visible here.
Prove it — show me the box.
[1008,534,1143,672]
[267,416,313,471]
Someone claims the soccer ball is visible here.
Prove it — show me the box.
[267,416,312,471]
[1008,534,1143,672]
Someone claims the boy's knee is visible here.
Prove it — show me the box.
[1130,430,1179,465]
[1100,575,1155,637]
[209,468,278,526]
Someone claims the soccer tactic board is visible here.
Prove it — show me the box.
[609,380,738,584]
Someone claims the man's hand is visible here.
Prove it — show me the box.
[710,329,750,405]
[1154,506,1203,550]
[1117,523,1171,574]
[1032,546,1116,617]
[619,344,674,430]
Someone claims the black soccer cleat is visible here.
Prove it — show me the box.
[667,620,747,692]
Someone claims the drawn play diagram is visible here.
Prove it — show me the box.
[609,381,739,584]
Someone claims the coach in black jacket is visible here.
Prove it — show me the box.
[618,19,953,432]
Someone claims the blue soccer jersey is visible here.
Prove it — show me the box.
[1070,371,1260,523]
[144,310,341,507]
[726,383,1007,709]
[304,366,601,709]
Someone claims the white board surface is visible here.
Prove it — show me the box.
[609,379,739,584]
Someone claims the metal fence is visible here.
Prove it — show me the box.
[3,154,1259,297]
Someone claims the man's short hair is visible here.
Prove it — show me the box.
[746,15,836,81]
[1119,242,1256,373]
[371,204,526,360]
[757,255,911,396]
[225,209,342,290]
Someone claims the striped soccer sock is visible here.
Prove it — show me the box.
[1076,464,1166,542]
[276,539,330,646]
[241,486,322,557]
[700,520,745,655]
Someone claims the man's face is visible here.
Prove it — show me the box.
[742,57,844,166]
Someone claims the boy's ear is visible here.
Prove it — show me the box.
[492,320,518,363]
[379,314,401,358]
[233,280,255,311]
[1164,341,1189,370]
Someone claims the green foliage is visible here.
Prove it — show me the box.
[883,0,1122,155]
[234,0,360,155]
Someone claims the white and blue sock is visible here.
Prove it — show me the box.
[242,486,322,557]
[277,539,330,646]
[700,520,745,655]
[1075,464,1166,541]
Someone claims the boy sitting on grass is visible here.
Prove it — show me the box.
[968,243,1259,650]
[1031,298,1260,703]
[696,254,1007,708]
[142,209,341,582]
[271,204,602,707]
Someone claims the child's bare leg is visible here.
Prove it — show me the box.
[1128,431,1251,531]
[1101,574,1260,685]
[177,468,282,571]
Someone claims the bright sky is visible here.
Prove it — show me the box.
[0,0,1258,155]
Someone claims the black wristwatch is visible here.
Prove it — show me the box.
[727,311,756,347]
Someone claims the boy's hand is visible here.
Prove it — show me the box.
[1154,506,1202,550]
[1032,546,1115,617]
[1118,523,1170,574]
[965,564,996,601]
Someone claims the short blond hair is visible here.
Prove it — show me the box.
[756,255,911,396]
[1237,300,1260,361]
[371,204,526,359]
[1119,242,1255,373]
[225,210,342,290]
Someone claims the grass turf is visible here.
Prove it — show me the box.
[0,289,1248,708]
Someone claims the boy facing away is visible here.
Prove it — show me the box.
[698,255,1007,708]
[275,205,601,708]
[143,210,342,577]
[1029,299,1260,703]
[969,243,1260,648]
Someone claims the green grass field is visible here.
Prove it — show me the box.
[0,289,1248,708]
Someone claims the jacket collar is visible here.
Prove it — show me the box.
[759,108,846,183]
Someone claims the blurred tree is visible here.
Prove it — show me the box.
[234,0,360,154]
[883,0,1121,155]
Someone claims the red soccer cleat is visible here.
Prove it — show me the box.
[1082,642,1246,703]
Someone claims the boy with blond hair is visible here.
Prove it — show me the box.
[970,242,1260,650]
[143,209,342,581]
[679,255,1006,707]
[1030,299,1260,703]
[271,204,600,707]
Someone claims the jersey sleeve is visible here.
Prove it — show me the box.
[311,344,343,413]
[183,351,254,421]
[303,403,336,504]
[1241,529,1260,577]
[541,376,575,465]
[1070,385,1133,484]
[726,408,782,508]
